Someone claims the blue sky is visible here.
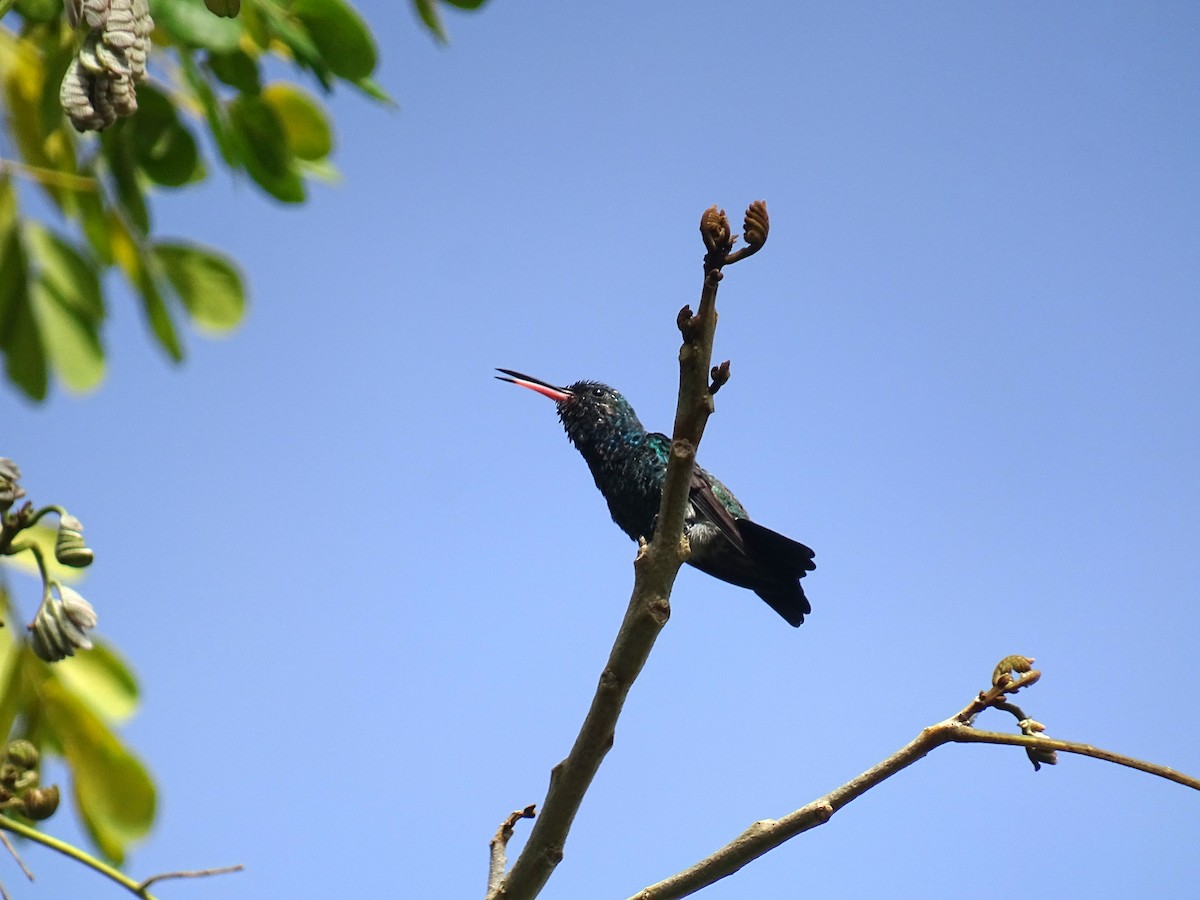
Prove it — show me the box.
[3,2,1200,897]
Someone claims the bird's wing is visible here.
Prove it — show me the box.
[646,432,747,553]
[689,467,747,554]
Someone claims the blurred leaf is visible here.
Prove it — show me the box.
[442,0,488,7]
[31,278,105,392]
[54,639,140,724]
[124,86,203,188]
[74,190,114,266]
[152,0,242,52]
[14,0,63,22]
[203,0,241,17]
[0,228,47,402]
[256,1,330,87]
[0,617,28,746]
[154,241,246,333]
[291,0,378,80]
[262,82,333,161]
[111,215,185,361]
[26,222,107,392]
[41,678,156,864]
[0,525,86,585]
[227,94,305,203]
[238,0,270,47]
[179,50,238,167]
[297,156,339,182]
[2,38,65,211]
[208,48,261,93]
[412,0,447,42]
[352,75,395,105]
[103,132,151,234]
[25,224,103,323]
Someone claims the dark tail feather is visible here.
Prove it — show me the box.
[737,519,816,628]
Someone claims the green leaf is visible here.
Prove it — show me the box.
[203,0,241,17]
[0,613,32,748]
[41,678,156,864]
[227,94,305,203]
[256,2,332,87]
[74,190,114,266]
[25,224,104,323]
[110,216,185,362]
[124,85,203,188]
[207,48,261,93]
[14,0,63,22]
[291,0,378,80]
[0,226,47,402]
[412,0,447,42]
[262,82,333,161]
[25,224,105,392]
[179,49,239,168]
[54,639,140,724]
[103,131,151,234]
[31,278,105,392]
[152,0,242,52]
[138,270,185,361]
[352,75,396,106]
[153,241,246,333]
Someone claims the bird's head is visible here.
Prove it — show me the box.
[495,369,645,445]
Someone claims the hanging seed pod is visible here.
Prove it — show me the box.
[61,0,153,131]
[55,513,94,568]
[29,586,97,663]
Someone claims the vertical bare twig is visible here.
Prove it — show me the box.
[490,203,770,900]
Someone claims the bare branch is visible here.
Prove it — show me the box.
[137,864,245,892]
[0,831,32,881]
[628,658,1199,900]
[493,202,769,900]
[486,806,536,897]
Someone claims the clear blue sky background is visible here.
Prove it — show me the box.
[3,2,1199,898]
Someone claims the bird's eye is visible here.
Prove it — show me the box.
[591,388,603,398]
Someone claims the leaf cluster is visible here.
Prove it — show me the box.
[0,581,151,864]
[0,0,484,402]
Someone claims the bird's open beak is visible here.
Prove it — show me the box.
[495,369,574,403]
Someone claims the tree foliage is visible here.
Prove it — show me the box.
[0,0,485,402]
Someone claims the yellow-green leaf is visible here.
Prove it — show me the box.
[153,241,247,333]
[25,224,104,323]
[41,678,156,864]
[54,639,140,724]
[24,225,105,392]
[262,82,334,161]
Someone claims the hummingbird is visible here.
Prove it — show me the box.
[496,369,816,626]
